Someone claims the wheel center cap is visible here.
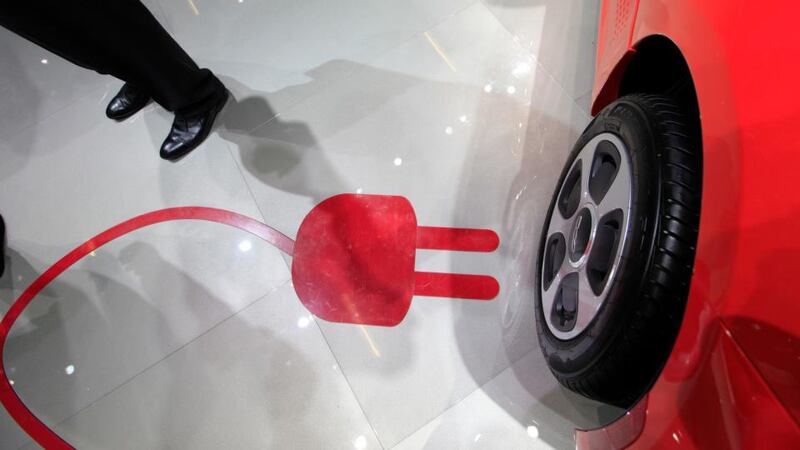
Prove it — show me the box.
[569,207,593,264]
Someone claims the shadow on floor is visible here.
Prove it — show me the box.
[1,234,316,448]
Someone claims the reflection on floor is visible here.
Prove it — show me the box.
[0,0,621,448]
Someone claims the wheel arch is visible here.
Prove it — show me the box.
[592,35,700,134]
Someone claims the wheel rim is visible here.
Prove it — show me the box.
[541,133,632,340]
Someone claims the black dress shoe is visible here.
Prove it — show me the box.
[159,90,229,161]
[106,83,150,121]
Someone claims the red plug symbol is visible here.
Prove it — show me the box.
[291,194,500,326]
[0,196,498,448]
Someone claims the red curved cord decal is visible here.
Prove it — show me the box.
[0,207,295,449]
[0,195,500,448]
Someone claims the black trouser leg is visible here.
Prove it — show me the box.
[0,0,224,116]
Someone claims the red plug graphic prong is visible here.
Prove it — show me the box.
[415,226,500,252]
[413,226,500,300]
[413,272,500,300]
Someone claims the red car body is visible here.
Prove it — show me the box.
[577,1,800,448]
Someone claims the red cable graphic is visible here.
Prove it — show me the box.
[1,195,499,448]
[0,207,294,449]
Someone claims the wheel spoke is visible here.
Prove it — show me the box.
[580,152,593,206]
[541,254,575,329]
[556,159,583,220]
[596,163,631,219]
[547,207,570,238]
[574,269,602,332]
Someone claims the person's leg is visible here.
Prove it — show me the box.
[0,2,105,72]
[0,0,223,115]
[1,0,227,159]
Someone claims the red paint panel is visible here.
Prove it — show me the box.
[592,0,639,113]
[578,322,800,449]
[589,0,800,444]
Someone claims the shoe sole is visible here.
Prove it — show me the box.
[161,90,230,161]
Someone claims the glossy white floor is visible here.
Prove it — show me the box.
[0,1,623,448]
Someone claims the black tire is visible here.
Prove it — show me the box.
[534,94,701,408]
